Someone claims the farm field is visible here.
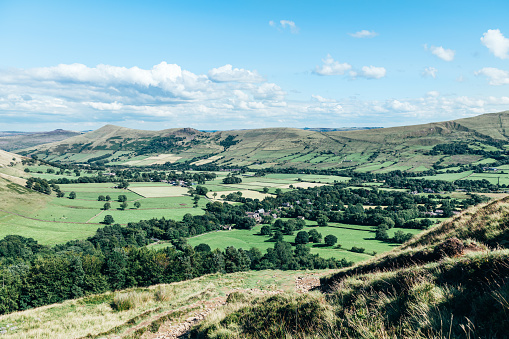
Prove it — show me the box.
[152,220,424,263]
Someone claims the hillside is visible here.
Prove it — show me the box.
[1,197,508,338]
[191,197,509,338]
[0,129,82,152]
[19,111,509,171]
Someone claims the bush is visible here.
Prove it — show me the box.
[111,292,136,311]
[350,246,365,253]
[111,291,152,311]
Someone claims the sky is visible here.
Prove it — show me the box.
[1,0,509,131]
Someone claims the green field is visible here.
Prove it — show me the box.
[151,220,423,263]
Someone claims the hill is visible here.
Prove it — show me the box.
[191,197,509,338]
[0,196,508,338]
[0,129,82,152]
[18,111,509,171]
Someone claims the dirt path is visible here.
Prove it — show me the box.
[86,209,104,223]
[143,273,323,339]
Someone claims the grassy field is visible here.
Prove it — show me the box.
[151,220,424,263]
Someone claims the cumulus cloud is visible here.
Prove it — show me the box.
[349,30,378,38]
[388,100,417,112]
[314,55,352,76]
[314,55,385,79]
[475,67,509,85]
[481,29,509,59]
[428,45,455,61]
[422,67,438,78]
[208,64,264,83]
[0,62,292,127]
[360,66,386,79]
[3,61,509,130]
[269,20,299,33]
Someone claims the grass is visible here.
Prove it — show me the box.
[163,221,425,263]
[0,269,331,339]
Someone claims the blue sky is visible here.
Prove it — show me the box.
[1,0,509,131]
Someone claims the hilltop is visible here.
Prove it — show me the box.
[19,111,509,171]
[0,129,82,152]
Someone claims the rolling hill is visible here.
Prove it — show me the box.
[18,111,509,171]
[0,129,82,152]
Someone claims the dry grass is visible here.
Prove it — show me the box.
[0,270,310,338]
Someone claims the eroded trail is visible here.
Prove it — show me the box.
[144,272,323,339]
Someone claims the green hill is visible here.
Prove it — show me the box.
[18,111,509,171]
[0,129,82,152]
[192,197,509,338]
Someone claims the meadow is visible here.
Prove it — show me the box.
[152,220,423,263]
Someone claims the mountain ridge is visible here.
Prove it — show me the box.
[19,111,509,171]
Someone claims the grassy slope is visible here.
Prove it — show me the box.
[193,197,509,338]
[1,190,508,338]
[0,129,82,152]
[22,111,509,170]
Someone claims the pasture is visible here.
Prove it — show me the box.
[152,220,423,263]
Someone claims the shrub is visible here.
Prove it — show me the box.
[350,246,365,253]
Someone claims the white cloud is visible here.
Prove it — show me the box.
[360,66,386,79]
[475,67,509,85]
[86,101,123,110]
[422,67,438,78]
[388,100,417,112]
[481,29,509,59]
[269,20,299,34]
[4,62,509,130]
[208,64,264,83]
[314,54,352,76]
[311,94,335,102]
[429,46,455,61]
[349,30,378,38]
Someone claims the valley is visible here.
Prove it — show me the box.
[0,112,508,338]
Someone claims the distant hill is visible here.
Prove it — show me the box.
[0,129,82,152]
[301,127,382,132]
[20,111,509,171]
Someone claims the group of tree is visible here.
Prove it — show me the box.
[0,223,351,315]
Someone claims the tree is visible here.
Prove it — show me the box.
[57,191,65,198]
[317,214,329,227]
[271,230,284,242]
[69,191,76,199]
[295,231,309,244]
[262,187,269,194]
[324,234,338,247]
[120,202,128,210]
[105,195,111,201]
[213,192,217,200]
[275,188,282,195]
[195,185,208,196]
[260,225,272,236]
[193,195,200,208]
[118,180,130,189]
[98,195,105,201]
[103,215,114,224]
[308,229,322,243]
[103,202,111,210]
[118,195,127,202]
[134,201,141,209]
[194,243,211,253]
